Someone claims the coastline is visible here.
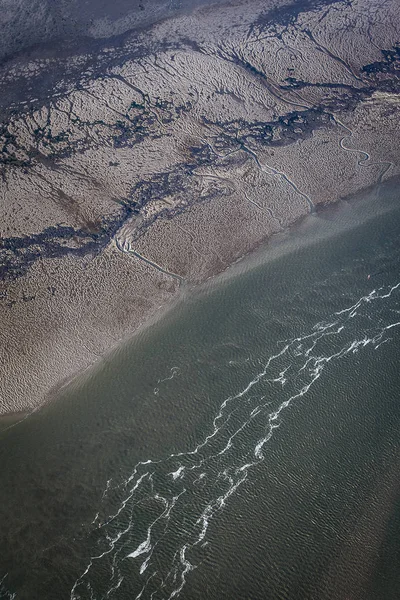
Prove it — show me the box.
[2,173,399,419]
[1,0,399,415]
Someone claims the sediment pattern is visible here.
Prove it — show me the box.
[0,0,399,412]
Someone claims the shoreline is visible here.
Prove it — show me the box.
[0,0,399,416]
[2,173,399,420]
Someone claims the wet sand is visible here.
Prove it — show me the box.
[0,0,399,414]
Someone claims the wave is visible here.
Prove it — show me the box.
[24,281,394,600]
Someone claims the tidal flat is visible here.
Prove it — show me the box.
[0,173,399,599]
[0,0,400,414]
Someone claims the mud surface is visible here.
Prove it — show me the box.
[0,0,399,413]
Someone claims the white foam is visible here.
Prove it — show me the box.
[168,466,185,480]
[71,279,399,600]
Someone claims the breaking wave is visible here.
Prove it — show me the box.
[67,281,400,600]
[70,282,400,600]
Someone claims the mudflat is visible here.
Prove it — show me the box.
[0,0,399,414]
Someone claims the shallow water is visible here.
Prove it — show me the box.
[1,180,400,600]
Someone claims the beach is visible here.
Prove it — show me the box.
[1,0,400,414]
[0,174,399,598]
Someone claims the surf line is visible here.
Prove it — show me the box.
[70,281,400,600]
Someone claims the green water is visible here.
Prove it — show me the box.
[1,181,400,600]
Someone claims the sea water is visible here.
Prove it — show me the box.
[0,180,399,600]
